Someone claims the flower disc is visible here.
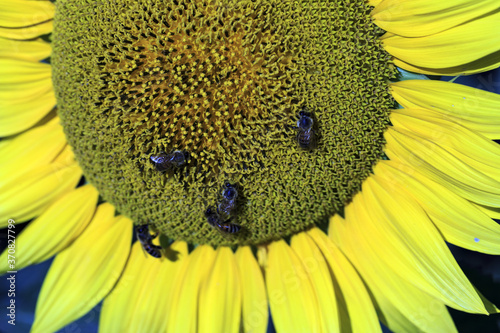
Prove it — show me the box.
[53,0,397,245]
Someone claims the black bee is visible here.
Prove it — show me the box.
[135,225,162,258]
[204,206,241,234]
[150,150,190,172]
[217,221,241,234]
[217,182,238,218]
[296,109,317,150]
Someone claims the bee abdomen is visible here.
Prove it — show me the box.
[297,130,316,150]
[219,222,241,234]
[135,224,163,258]
[143,243,162,258]
[205,206,241,234]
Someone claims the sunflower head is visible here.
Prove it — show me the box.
[52,0,397,246]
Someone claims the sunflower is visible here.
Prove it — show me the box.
[1,0,500,332]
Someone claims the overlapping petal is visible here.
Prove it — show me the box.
[475,204,500,220]
[290,232,339,333]
[390,109,500,183]
[32,208,132,333]
[330,215,458,333]
[0,0,54,40]
[0,185,98,273]
[308,228,381,333]
[100,240,188,332]
[0,59,55,136]
[0,21,53,40]
[0,0,55,28]
[265,239,322,332]
[385,126,500,207]
[166,245,216,333]
[392,107,500,141]
[0,37,51,62]
[375,160,500,255]
[373,0,500,37]
[378,6,500,75]
[199,247,241,333]
[0,161,82,225]
[0,117,65,186]
[390,80,500,135]
[346,175,495,314]
[236,246,269,333]
[391,56,500,76]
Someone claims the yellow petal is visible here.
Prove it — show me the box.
[265,239,321,333]
[0,37,51,62]
[474,203,500,220]
[136,241,188,332]
[0,88,56,136]
[257,244,268,269]
[390,110,500,181]
[392,107,500,140]
[390,80,500,126]
[381,10,500,69]
[373,0,500,37]
[0,163,82,225]
[375,160,500,255]
[0,185,98,274]
[100,241,188,333]
[0,59,51,85]
[353,175,492,313]
[0,0,55,27]
[32,211,132,333]
[52,144,77,166]
[308,228,381,333]
[329,214,458,333]
[326,214,345,248]
[0,20,53,40]
[392,55,500,76]
[290,232,339,333]
[166,245,216,333]
[199,247,241,333]
[99,242,145,333]
[0,59,55,136]
[235,246,269,333]
[0,117,65,187]
[385,127,500,207]
[368,0,382,7]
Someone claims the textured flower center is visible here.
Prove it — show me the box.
[53,0,397,246]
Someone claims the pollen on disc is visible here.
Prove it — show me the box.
[52,0,397,246]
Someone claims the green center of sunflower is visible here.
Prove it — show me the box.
[53,0,396,246]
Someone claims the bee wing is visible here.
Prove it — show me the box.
[309,130,318,149]
[141,242,164,259]
[217,201,227,216]
[150,153,167,164]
